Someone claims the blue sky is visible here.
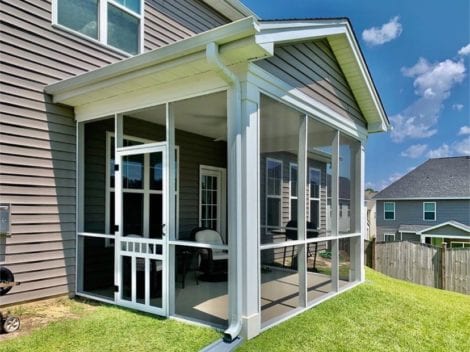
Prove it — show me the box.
[243,0,470,191]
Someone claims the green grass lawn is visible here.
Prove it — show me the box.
[0,303,220,352]
[239,268,470,352]
[1,269,469,352]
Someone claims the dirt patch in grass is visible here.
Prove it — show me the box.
[0,297,97,342]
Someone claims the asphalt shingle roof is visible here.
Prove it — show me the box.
[374,156,470,199]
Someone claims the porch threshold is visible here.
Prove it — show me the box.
[201,336,244,352]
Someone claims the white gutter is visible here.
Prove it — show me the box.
[206,42,243,343]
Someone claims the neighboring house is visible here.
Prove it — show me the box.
[365,189,377,240]
[0,0,389,340]
[375,157,470,246]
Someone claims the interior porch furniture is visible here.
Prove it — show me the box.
[192,228,228,281]
[284,220,319,271]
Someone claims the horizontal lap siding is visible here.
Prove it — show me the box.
[144,0,229,50]
[0,0,225,306]
[255,40,366,126]
[0,0,85,299]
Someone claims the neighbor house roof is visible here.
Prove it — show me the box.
[418,221,470,234]
[398,225,430,233]
[374,156,470,200]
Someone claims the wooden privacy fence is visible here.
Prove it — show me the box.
[366,240,470,295]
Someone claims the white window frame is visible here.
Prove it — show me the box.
[266,158,283,229]
[423,202,436,221]
[198,165,227,240]
[450,242,470,248]
[52,0,144,55]
[384,233,395,242]
[105,132,179,241]
[289,163,298,221]
[384,201,395,221]
[308,167,321,229]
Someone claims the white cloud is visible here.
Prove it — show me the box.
[452,103,464,111]
[425,132,470,158]
[427,144,452,158]
[362,16,403,46]
[458,43,470,56]
[401,144,428,158]
[390,56,466,142]
[459,126,470,135]
[453,136,470,155]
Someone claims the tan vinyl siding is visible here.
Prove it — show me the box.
[0,0,229,305]
[255,39,366,126]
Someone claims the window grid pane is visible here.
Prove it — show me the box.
[58,0,98,39]
[108,4,139,54]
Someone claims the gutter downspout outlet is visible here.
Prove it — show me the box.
[206,42,243,343]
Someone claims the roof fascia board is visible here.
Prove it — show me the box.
[256,20,390,133]
[55,36,274,105]
[417,221,470,234]
[374,197,470,200]
[419,234,470,239]
[53,51,207,104]
[202,0,259,20]
[45,17,258,98]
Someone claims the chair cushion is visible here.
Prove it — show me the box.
[195,229,224,245]
[212,250,228,261]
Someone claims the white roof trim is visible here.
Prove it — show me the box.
[417,221,470,235]
[45,17,260,98]
[202,0,259,20]
[256,19,390,133]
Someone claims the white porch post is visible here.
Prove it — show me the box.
[239,78,261,339]
[76,122,85,293]
[351,142,365,282]
[331,131,340,291]
[297,115,307,307]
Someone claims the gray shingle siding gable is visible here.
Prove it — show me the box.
[374,157,470,199]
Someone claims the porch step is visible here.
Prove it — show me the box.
[201,337,243,352]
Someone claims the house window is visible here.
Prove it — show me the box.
[54,0,143,54]
[289,164,298,221]
[199,166,226,237]
[423,202,436,221]
[309,168,321,228]
[384,233,395,242]
[266,159,282,227]
[384,202,395,220]
[450,242,470,248]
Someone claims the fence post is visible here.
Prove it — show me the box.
[371,237,376,270]
[440,242,447,290]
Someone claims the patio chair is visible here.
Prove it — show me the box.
[193,228,228,281]
[283,220,319,270]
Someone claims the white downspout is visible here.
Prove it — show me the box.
[206,42,243,342]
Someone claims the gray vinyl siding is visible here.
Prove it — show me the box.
[144,0,229,50]
[259,152,327,244]
[255,39,366,127]
[376,200,470,241]
[83,117,227,239]
[0,0,229,305]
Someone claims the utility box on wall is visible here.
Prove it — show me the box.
[0,204,10,263]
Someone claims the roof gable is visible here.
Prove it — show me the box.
[255,39,366,126]
[375,157,470,199]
